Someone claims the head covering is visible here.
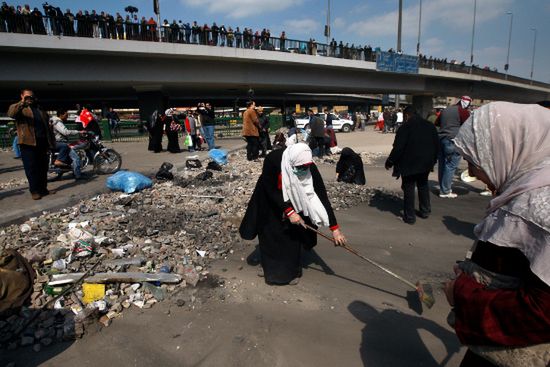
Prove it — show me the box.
[281,143,329,226]
[165,108,176,116]
[459,96,472,109]
[454,101,550,285]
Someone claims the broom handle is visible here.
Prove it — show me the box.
[304,224,418,290]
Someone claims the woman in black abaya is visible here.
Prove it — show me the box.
[336,147,366,185]
[240,143,347,285]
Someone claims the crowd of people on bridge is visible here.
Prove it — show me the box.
[1,1,506,70]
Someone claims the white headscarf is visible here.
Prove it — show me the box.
[281,143,330,226]
[454,102,550,285]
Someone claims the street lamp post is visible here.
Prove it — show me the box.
[530,27,537,83]
[469,0,477,74]
[395,0,403,109]
[397,0,403,52]
[416,0,422,55]
[504,11,513,80]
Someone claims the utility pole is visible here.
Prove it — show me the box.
[469,0,477,74]
[395,0,403,108]
[504,11,513,80]
[416,0,422,55]
[530,28,537,83]
[325,0,331,45]
[397,0,403,52]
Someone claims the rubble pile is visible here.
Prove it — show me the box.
[0,177,28,191]
[0,150,392,350]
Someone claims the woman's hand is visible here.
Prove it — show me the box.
[289,213,305,227]
[332,228,347,246]
[444,265,463,307]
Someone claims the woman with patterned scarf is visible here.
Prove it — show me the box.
[445,102,550,367]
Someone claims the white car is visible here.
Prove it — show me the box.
[295,113,354,133]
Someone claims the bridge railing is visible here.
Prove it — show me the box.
[2,15,549,89]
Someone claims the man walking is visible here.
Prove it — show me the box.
[8,89,56,200]
[308,109,325,158]
[242,101,260,161]
[385,106,438,224]
[435,96,471,198]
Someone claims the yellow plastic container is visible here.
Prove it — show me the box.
[82,283,106,304]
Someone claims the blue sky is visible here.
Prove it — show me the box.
[21,0,550,83]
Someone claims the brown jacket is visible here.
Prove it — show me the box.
[242,108,259,137]
[7,101,55,148]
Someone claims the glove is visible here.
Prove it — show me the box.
[384,159,393,170]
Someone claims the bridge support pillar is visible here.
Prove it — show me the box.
[136,89,169,123]
[412,95,434,119]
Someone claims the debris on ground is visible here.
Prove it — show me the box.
[0,150,393,350]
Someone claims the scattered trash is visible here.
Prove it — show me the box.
[195,171,213,181]
[106,171,153,194]
[206,161,222,171]
[186,159,202,169]
[82,283,106,304]
[156,162,174,181]
[84,272,182,284]
[19,224,31,233]
[208,149,228,165]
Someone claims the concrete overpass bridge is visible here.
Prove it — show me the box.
[1,32,549,119]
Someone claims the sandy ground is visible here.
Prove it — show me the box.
[0,129,490,367]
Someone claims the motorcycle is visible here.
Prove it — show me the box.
[48,132,122,180]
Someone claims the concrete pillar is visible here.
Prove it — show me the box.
[412,95,434,119]
[135,87,168,123]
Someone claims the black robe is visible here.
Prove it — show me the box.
[149,115,165,153]
[166,116,181,153]
[240,149,337,284]
[336,147,366,185]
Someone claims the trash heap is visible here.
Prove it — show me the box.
[0,150,388,350]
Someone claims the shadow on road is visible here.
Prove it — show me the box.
[442,216,476,240]
[348,300,461,367]
[0,308,76,367]
[368,190,402,217]
[0,164,24,174]
[0,186,26,200]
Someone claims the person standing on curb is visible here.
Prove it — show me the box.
[242,101,260,161]
[7,89,56,200]
[435,96,471,198]
[385,106,439,224]
[257,106,271,157]
[198,102,216,150]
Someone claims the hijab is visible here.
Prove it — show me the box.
[281,143,329,226]
[454,102,550,285]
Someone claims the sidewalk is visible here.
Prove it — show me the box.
[0,138,246,227]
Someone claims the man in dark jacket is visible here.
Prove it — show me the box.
[385,106,438,224]
[308,109,325,158]
[7,89,56,200]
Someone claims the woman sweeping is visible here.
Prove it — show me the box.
[444,102,550,367]
[240,143,347,285]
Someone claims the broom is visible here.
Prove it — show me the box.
[305,224,435,309]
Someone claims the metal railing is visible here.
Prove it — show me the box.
[2,14,548,88]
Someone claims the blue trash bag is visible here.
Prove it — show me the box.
[208,149,228,165]
[106,171,153,194]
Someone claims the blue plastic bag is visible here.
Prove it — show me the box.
[208,149,228,165]
[106,171,153,194]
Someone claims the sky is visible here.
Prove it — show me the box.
[19,0,550,83]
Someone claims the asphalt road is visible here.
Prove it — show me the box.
[0,129,491,367]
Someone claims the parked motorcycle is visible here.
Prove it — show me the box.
[48,132,122,180]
